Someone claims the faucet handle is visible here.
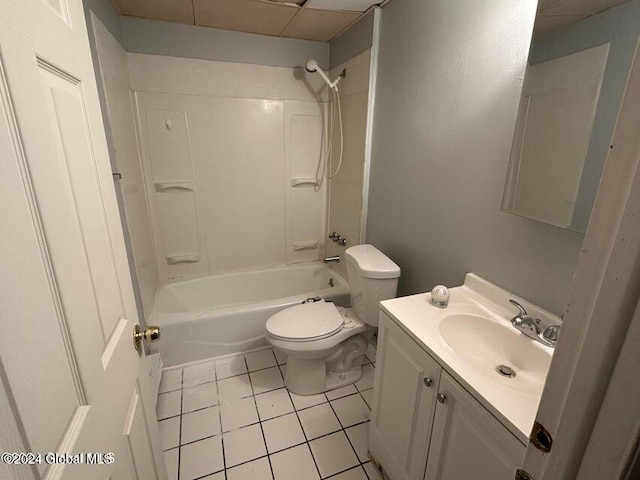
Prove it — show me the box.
[541,325,560,346]
[509,299,528,318]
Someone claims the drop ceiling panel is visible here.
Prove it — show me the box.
[283,8,360,41]
[304,0,379,13]
[113,0,194,24]
[113,0,630,42]
[535,0,629,35]
[193,0,298,37]
[539,0,628,15]
[538,0,564,11]
[534,14,589,35]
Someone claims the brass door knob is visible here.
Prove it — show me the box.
[133,325,161,351]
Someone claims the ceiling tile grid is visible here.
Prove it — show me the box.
[282,8,361,41]
[114,0,195,24]
[111,0,632,42]
[111,0,378,42]
[194,0,299,37]
[535,0,629,35]
[305,0,378,12]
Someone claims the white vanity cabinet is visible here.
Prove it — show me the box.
[424,372,525,480]
[369,313,442,480]
[370,312,525,480]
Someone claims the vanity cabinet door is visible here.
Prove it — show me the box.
[369,312,442,480]
[424,372,525,480]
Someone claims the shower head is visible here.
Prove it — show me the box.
[304,58,336,90]
[305,59,320,73]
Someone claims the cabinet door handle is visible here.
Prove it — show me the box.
[423,377,433,387]
[437,393,447,404]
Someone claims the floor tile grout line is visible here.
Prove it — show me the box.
[218,451,375,480]
[179,370,226,479]
[215,372,227,480]
[162,345,374,378]
[224,453,270,474]
[158,386,182,394]
[265,438,308,457]
[202,435,378,475]
[358,389,373,410]
[245,354,276,480]
[164,361,375,399]
[322,463,370,480]
[177,369,184,480]
[193,467,225,480]
[177,414,371,450]
[168,354,285,381]
[325,390,368,476]
[299,418,372,443]
[165,360,292,397]
[277,362,324,480]
[161,348,377,479]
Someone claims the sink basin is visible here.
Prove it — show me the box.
[439,313,552,395]
[380,274,561,442]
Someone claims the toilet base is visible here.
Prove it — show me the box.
[284,358,365,395]
[282,332,370,395]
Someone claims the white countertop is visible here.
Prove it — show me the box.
[379,274,559,445]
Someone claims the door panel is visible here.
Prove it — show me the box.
[43,66,125,339]
[425,372,525,480]
[124,385,157,480]
[369,313,441,480]
[0,0,165,478]
[0,54,87,469]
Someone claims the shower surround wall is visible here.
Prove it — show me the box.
[324,49,372,279]
[128,53,330,281]
[86,0,372,317]
[90,16,158,316]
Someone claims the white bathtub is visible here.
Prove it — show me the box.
[150,263,350,366]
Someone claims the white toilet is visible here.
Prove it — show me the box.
[266,244,400,395]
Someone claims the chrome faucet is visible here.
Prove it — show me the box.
[324,256,340,263]
[509,299,560,347]
[509,299,540,339]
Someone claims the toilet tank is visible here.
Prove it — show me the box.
[345,245,401,327]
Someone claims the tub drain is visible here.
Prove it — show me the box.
[495,365,516,378]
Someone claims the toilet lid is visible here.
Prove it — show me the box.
[266,301,344,341]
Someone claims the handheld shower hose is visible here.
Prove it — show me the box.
[305,59,345,184]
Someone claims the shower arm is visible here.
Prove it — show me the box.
[305,59,345,91]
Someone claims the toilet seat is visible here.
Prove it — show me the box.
[266,301,346,342]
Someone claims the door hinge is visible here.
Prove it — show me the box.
[515,469,534,480]
[530,421,553,453]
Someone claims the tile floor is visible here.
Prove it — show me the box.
[157,344,383,480]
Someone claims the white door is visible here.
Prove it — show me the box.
[369,313,442,480]
[424,372,524,480]
[0,0,166,479]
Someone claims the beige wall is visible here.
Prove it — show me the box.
[325,50,372,279]
[91,15,158,317]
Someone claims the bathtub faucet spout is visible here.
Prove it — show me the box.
[324,255,340,263]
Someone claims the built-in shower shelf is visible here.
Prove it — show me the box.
[290,178,319,187]
[292,240,319,251]
[154,181,194,192]
[166,253,200,264]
